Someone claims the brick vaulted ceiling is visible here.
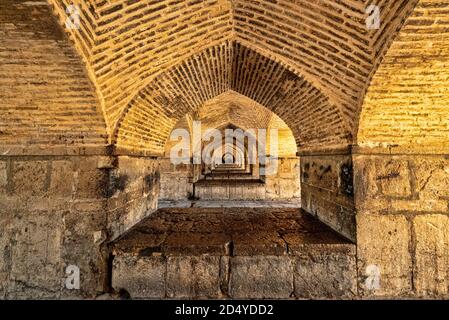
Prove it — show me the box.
[117,42,347,153]
[196,91,275,133]
[2,0,421,153]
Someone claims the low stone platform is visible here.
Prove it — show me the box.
[194,180,266,200]
[158,200,302,208]
[111,208,356,299]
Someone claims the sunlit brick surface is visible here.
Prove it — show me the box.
[116,42,348,153]
[358,0,449,152]
[0,1,107,148]
[44,0,417,152]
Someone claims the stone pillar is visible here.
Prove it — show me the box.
[0,155,110,298]
[107,155,160,240]
[0,153,161,299]
[354,150,449,298]
[300,150,356,242]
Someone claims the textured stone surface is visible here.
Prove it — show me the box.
[301,154,355,241]
[293,245,357,299]
[0,155,158,299]
[413,215,449,297]
[107,156,160,240]
[167,256,221,298]
[9,210,64,298]
[357,213,412,297]
[229,256,293,299]
[354,153,449,299]
[49,161,75,198]
[414,159,449,200]
[112,255,166,299]
[11,161,48,197]
[376,160,412,198]
[0,161,7,193]
[112,207,352,256]
[354,155,449,214]
[111,207,355,299]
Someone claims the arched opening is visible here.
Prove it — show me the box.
[157,92,301,203]
[112,88,356,300]
[222,152,235,165]
[4,0,447,301]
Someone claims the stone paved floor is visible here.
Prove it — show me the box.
[112,207,352,256]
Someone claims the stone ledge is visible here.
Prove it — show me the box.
[112,252,357,299]
[111,207,356,299]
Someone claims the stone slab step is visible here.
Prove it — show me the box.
[203,174,260,181]
[194,181,266,200]
[213,164,244,169]
[206,170,253,175]
[111,208,356,299]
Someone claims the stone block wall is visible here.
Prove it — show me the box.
[158,158,195,201]
[112,248,356,300]
[300,154,355,241]
[0,155,109,299]
[0,153,160,299]
[108,156,160,240]
[264,158,300,201]
[354,153,449,298]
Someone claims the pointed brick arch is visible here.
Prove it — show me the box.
[46,0,418,148]
[115,42,349,155]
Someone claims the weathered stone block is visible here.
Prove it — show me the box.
[357,214,412,297]
[413,214,449,297]
[0,161,7,191]
[160,175,191,200]
[302,184,355,241]
[391,199,448,213]
[62,210,107,243]
[376,159,411,198]
[232,231,287,255]
[353,156,379,205]
[112,255,166,299]
[301,159,338,191]
[61,209,108,297]
[76,169,108,199]
[229,256,293,299]
[96,156,115,169]
[49,160,74,197]
[9,210,63,296]
[163,232,228,255]
[229,184,243,200]
[264,178,279,198]
[294,246,357,299]
[414,159,449,199]
[301,155,355,240]
[278,178,295,199]
[0,210,12,298]
[11,160,48,197]
[166,255,221,298]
